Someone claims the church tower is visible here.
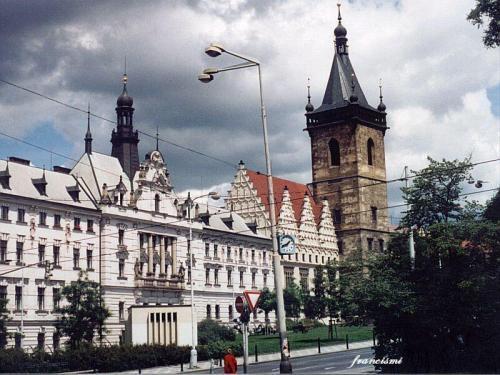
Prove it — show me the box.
[111,73,140,180]
[305,4,390,256]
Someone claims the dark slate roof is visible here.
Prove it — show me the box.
[313,53,376,113]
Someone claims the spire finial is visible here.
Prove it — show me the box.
[155,125,159,151]
[337,2,342,23]
[122,56,128,88]
[377,78,387,112]
[85,102,93,154]
[305,77,314,112]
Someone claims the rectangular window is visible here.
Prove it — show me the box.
[227,269,232,286]
[53,246,60,267]
[251,250,255,263]
[54,214,61,228]
[0,206,8,221]
[119,301,125,321]
[379,239,385,252]
[205,268,210,284]
[239,271,244,287]
[118,258,125,278]
[300,269,309,292]
[74,217,81,230]
[252,272,256,288]
[73,248,80,269]
[214,268,219,285]
[38,244,45,264]
[39,212,47,226]
[87,219,94,233]
[205,243,210,257]
[0,286,6,301]
[309,254,312,263]
[227,246,232,261]
[37,287,45,311]
[15,286,22,311]
[333,209,342,225]
[228,305,233,320]
[206,305,211,319]
[215,305,220,320]
[302,253,305,262]
[239,248,243,261]
[315,255,319,263]
[17,208,25,223]
[371,207,378,223]
[0,240,6,262]
[263,251,267,264]
[53,288,60,310]
[37,332,45,350]
[284,267,294,287]
[213,244,218,259]
[118,229,124,245]
[87,249,93,270]
[263,273,267,287]
[367,238,374,252]
[16,242,23,264]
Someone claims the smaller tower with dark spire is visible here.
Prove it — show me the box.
[377,79,387,113]
[111,72,140,180]
[85,103,92,154]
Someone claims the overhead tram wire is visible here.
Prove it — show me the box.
[0,78,236,169]
[1,186,497,278]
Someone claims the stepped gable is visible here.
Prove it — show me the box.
[245,169,322,226]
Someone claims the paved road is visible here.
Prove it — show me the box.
[192,347,375,374]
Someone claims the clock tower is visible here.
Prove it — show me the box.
[305,4,390,256]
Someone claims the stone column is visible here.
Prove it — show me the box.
[147,234,154,276]
[171,238,177,276]
[159,236,166,277]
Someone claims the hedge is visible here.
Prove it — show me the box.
[0,344,191,373]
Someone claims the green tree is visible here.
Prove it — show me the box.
[483,190,500,221]
[0,295,9,348]
[467,0,500,48]
[304,266,327,319]
[283,282,301,319]
[56,272,110,349]
[258,287,276,316]
[401,156,473,230]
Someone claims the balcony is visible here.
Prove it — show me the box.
[135,276,184,290]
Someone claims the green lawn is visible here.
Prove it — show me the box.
[236,325,373,356]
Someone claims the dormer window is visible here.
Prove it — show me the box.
[0,165,11,189]
[32,175,47,196]
[66,185,80,202]
[222,215,234,230]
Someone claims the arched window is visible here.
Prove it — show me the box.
[154,194,160,212]
[367,138,375,166]
[329,138,340,166]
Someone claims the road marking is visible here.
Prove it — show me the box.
[324,366,336,370]
[271,368,279,372]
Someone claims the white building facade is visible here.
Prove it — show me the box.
[0,77,273,351]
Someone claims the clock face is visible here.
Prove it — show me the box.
[278,234,296,255]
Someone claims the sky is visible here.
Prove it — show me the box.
[0,0,498,224]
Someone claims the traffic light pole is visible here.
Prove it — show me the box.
[243,323,249,373]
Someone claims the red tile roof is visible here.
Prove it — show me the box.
[246,169,322,226]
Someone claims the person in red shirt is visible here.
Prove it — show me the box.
[223,348,238,374]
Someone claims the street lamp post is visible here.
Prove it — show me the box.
[184,191,220,369]
[199,44,293,373]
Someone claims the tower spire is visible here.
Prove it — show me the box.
[156,125,159,151]
[85,102,93,154]
[305,78,314,112]
[377,78,387,112]
[334,2,348,54]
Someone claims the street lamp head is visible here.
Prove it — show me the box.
[203,67,219,74]
[198,73,214,83]
[205,43,224,57]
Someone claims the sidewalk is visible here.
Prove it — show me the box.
[115,340,374,374]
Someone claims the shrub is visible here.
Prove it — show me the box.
[197,340,243,361]
[198,319,236,345]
